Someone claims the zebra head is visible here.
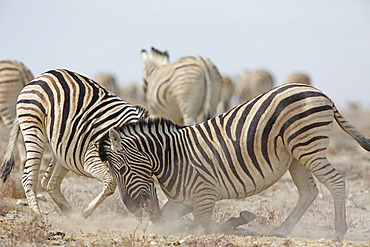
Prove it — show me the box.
[140,47,169,93]
[99,127,161,221]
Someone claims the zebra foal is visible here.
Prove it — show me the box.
[0,69,159,219]
[0,60,34,165]
[141,47,222,125]
[99,84,370,241]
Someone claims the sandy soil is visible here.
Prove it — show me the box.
[0,108,369,246]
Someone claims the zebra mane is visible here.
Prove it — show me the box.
[150,47,169,64]
[98,117,182,162]
[120,117,183,136]
[134,105,150,119]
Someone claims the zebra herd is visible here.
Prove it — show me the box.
[0,49,369,241]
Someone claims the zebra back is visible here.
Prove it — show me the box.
[0,60,34,127]
[141,47,222,125]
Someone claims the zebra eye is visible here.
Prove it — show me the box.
[119,165,128,175]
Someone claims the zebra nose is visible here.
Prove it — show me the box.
[140,193,151,209]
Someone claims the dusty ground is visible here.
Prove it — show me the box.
[0,108,369,246]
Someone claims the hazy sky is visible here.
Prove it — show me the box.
[1,0,369,107]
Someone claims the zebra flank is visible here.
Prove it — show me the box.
[0,69,159,219]
[100,83,370,240]
[141,47,222,125]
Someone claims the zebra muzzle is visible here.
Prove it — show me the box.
[140,193,151,209]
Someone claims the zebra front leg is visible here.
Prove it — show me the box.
[270,159,318,237]
[160,200,193,222]
[45,163,73,216]
[82,155,117,218]
[309,158,347,241]
[193,197,218,234]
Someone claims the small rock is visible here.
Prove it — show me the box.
[36,194,47,201]
[16,199,28,206]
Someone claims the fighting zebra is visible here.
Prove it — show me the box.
[141,47,222,125]
[0,69,160,220]
[0,60,34,165]
[99,83,370,241]
[236,69,274,103]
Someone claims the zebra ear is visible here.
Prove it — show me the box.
[109,128,122,152]
[164,50,169,62]
[141,49,149,62]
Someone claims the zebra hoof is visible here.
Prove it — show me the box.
[268,227,288,238]
[228,210,256,228]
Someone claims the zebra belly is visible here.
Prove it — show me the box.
[218,150,293,200]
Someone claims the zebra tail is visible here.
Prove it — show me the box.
[1,118,20,182]
[200,57,214,120]
[333,104,370,151]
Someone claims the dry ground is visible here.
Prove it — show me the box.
[0,108,369,246]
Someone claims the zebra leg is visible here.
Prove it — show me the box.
[45,163,73,216]
[160,200,193,222]
[22,130,47,218]
[193,198,217,234]
[41,157,57,189]
[81,154,116,218]
[270,159,318,237]
[309,158,347,241]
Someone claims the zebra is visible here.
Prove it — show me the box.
[285,72,311,85]
[216,76,235,115]
[0,60,34,165]
[0,69,160,220]
[141,47,222,125]
[236,69,274,104]
[94,72,119,95]
[98,83,370,241]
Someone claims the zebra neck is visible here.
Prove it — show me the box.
[150,126,185,180]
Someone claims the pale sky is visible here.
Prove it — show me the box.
[1,0,369,107]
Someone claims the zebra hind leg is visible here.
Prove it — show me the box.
[21,129,47,219]
[41,156,57,189]
[45,163,74,216]
[269,159,318,237]
[309,157,347,241]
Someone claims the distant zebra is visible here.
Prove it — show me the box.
[0,60,34,165]
[236,69,274,103]
[141,47,222,125]
[99,83,370,241]
[285,72,311,85]
[216,76,235,115]
[0,69,160,219]
[95,72,119,94]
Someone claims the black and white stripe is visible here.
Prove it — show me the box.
[141,47,222,125]
[0,69,159,219]
[0,60,34,165]
[99,83,370,240]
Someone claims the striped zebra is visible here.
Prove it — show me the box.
[0,60,34,165]
[98,83,370,241]
[236,69,274,103]
[0,69,160,219]
[141,47,222,125]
